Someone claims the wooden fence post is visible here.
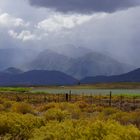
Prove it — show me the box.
[133,96,136,110]
[109,91,112,107]
[82,93,84,102]
[99,94,101,106]
[66,93,69,102]
[90,94,93,104]
[27,95,30,102]
[69,90,71,102]
[44,95,47,103]
[120,95,123,109]
[57,94,60,102]
[16,95,21,102]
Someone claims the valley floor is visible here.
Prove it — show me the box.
[41,82,140,89]
[0,89,140,139]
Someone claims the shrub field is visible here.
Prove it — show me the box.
[0,89,140,140]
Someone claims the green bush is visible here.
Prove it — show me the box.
[0,87,30,92]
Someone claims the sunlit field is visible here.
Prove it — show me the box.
[0,85,140,139]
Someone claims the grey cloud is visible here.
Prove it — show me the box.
[29,0,140,13]
[0,0,140,69]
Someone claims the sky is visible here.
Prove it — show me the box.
[0,0,140,66]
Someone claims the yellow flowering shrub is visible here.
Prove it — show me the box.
[31,120,140,140]
[11,102,34,114]
[44,108,70,122]
[0,113,44,139]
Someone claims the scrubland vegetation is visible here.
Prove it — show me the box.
[0,87,30,93]
[0,90,140,140]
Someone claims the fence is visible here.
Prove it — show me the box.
[0,91,140,111]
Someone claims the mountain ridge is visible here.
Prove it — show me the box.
[81,68,140,84]
[0,69,78,86]
[0,46,136,79]
[28,49,134,79]
[0,67,140,86]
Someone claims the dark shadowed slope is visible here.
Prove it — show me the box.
[4,67,23,75]
[0,68,140,86]
[81,68,140,84]
[0,70,78,86]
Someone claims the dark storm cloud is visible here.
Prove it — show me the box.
[29,0,140,13]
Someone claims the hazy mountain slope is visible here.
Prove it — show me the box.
[49,44,91,58]
[67,52,134,79]
[4,67,23,75]
[0,48,38,70]
[28,49,74,72]
[28,50,134,79]
[81,68,140,84]
[0,48,17,70]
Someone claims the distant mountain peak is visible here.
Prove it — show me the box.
[48,44,92,58]
[4,67,23,74]
[27,49,134,79]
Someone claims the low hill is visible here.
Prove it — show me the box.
[4,67,23,75]
[0,70,78,86]
[81,68,140,84]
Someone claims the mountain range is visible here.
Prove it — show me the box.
[28,49,134,79]
[0,68,78,86]
[81,68,140,84]
[0,67,140,86]
[0,45,136,79]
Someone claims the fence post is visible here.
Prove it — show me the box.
[75,94,77,102]
[48,94,50,102]
[16,95,21,102]
[57,94,60,102]
[69,90,71,102]
[133,96,136,110]
[66,93,69,102]
[120,95,123,109]
[109,91,112,107]
[90,94,93,104]
[82,93,84,102]
[44,95,47,102]
[99,94,101,106]
[27,95,30,102]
